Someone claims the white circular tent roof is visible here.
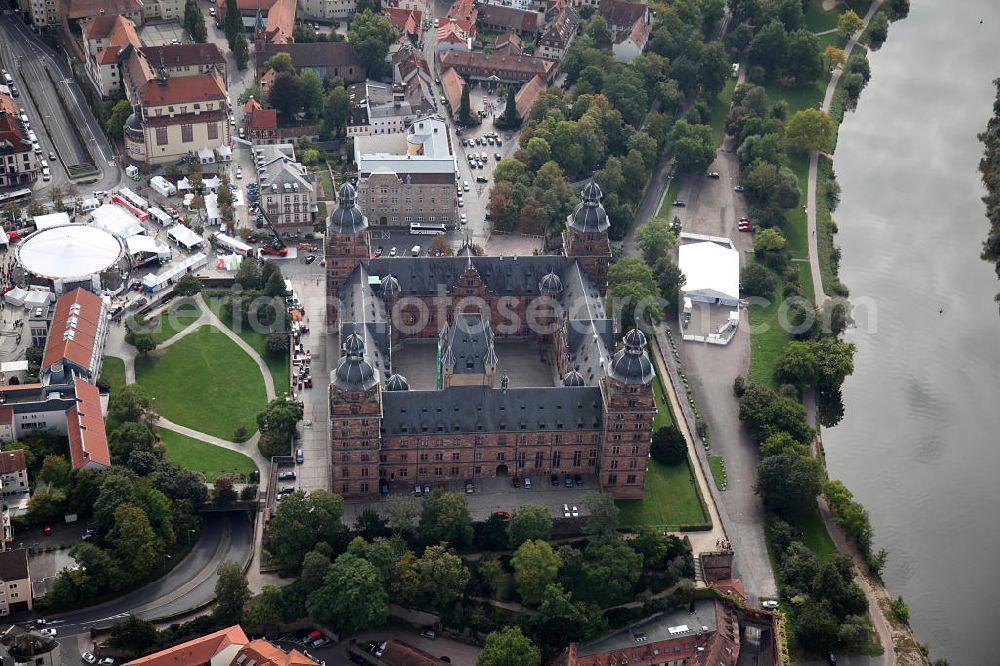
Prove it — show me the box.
[17,224,126,281]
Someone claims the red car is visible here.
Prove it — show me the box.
[738,223,753,232]
[494,511,511,520]
[511,476,521,488]
[260,246,288,257]
[42,524,52,535]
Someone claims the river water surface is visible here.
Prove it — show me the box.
[825,2,1000,664]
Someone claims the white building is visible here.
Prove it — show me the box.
[297,0,355,20]
[257,144,317,236]
[677,240,740,307]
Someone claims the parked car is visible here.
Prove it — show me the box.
[465,481,474,494]
[476,176,488,183]
[375,246,384,256]
[389,247,397,256]
[304,254,317,265]
[574,473,583,486]
[278,486,296,495]
[42,524,52,535]
[420,628,438,640]
[278,471,296,480]
[738,222,753,232]
[511,476,520,487]
[463,180,469,191]
[672,200,686,207]
[82,652,97,664]
[460,213,467,224]
[295,448,304,464]
[82,528,97,541]
[562,504,571,518]
[311,637,331,648]
[523,477,532,489]
[493,511,511,520]
[564,474,574,487]
[48,151,56,161]
[734,184,745,192]
[706,171,720,179]
[235,167,242,179]
[550,474,559,486]
[761,600,779,609]
[40,628,56,637]
[571,505,579,517]
[260,246,288,256]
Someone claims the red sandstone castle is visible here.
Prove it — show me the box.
[324,180,656,500]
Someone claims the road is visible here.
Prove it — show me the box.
[47,512,253,657]
[0,13,123,196]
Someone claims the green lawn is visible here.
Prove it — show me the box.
[804,0,843,33]
[788,507,838,561]
[651,373,675,430]
[708,455,726,491]
[206,296,289,397]
[707,77,738,148]
[746,258,787,389]
[158,429,257,482]
[654,175,683,221]
[132,298,203,345]
[816,31,846,53]
[617,458,709,529]
[316,168,334,199]
[135,326,268,440]
[100,357,126,396]
[763,76,828,118]
[815,156,838,296]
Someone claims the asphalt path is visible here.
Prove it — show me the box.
[42,512,252,652]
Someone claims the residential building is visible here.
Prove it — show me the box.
[438,49,556,85]
[244,97,278,143]
[0,94,39,187]
[41,287,109,384]
[538,7,579,60]
[494,31,522,56]
[256,42,367,83]
[234,639,321,666]
[597,0,648,39]
[298,0,355,20]
[0,549,31,615]
[439,66,466,114]
[385,7,423,45]
[66,0,144,25]
[476,3,541,35]
[141,44,228,82]
[257,144,317,236]
[612,13,651,63]
[81,15,142,97]
[219,0,296,45]
[347,80,435,137]
[0,450,28,498]
[446,0,477,28]
[435,20,472,54]
[325,181,657,501]
[142,0,184,21]
[555,598,744,666]
[352,115,458,228]
[514,73,546,119]
[122,626,319,666]
[123,66,231,165]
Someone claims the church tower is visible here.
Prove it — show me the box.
[563,181,612,296]
[329,332,382,498]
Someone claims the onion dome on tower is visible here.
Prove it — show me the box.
[385,373,410,391]
[381,274,401,296]
[568,181,610,233]
[540,271,563,294]
[333,332,378,391]
[562,370,585,387]
[328,182,368,234]
[608,328,654,385]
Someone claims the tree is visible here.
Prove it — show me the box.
[756,453,824,514]
[512,539,562,606]
[106,99,132,138]
[183,0,207,42]
[109,422,157,464]
[256,398,302,443]
[585,16,612,48]
[264,52,295,74]
[581,492,620,540]
[650,426,687,466]
[300,69,325,119]
[508,504,552,548]
[534,583,608,648]
[110,503,160,581]
[428,235,454,256]
[321,86,351,138]
[698,41,731,97]
[307,552,388,632]
[39,455,72,488]
[739,383,815,445]
[749,20,788,74]
[269,72,305,119]
[478,627,541,666]
[634,218,676,265]
[581,540,643,606]
[265,332,290,358]
[499,89,519,128]
[213,475,238,505]
[385,495,420,532]
[174,273,201,296]
[838,9,864,39]
[233,32,250,71]
[347,10,397,79]
[669,121,716,174]
[301,548,332,589]
[223,0,242,46]
[213,561,250,624]
[652,256,685,308]
[822,46,846,72]
[419,490,473,547]
[109,615,157,654]
[608,257,662,329]
[244,584,283,630]
[29,486,67,522]
[410,543,470,610]
[760,431,809,458]
[109,384,153,426]
[754,228,787,253]
[459,84,473,124]
[786,109,835,153]
[266,490,347,574]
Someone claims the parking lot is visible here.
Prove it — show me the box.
[136,21,187,47]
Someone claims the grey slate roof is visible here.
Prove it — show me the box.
[380,385,603,436]
[443,312,495,375]
[335,265,392,383]
[367,255,571,296]
[576,599,718,657]
[568,180,610,233]
[328,182,369,234]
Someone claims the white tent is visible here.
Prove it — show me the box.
[150,176,177,197]
[90,204,146,239]
[197,147,215,164]
[177,177,192,191]
[0,229,7,246]
[203,193,221,225]
[33,212,72,231]
[3,286,27,306]
[217,145,233,162]
[23,290,53,307]
[678,241,741,306]
[202,176,221,192]
[168,224,203,250]
[141,252,208,292]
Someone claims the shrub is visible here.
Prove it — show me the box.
[650,426,687,466]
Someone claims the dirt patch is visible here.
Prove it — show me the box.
[872,582,931,665]
[821,0,839,10]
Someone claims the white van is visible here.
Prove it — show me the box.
[410,245,421,257]
[42,167,50,181]
[40,159,48,169]
[32,141,41,155]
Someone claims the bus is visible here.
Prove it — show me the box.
[214,232,252,256]
[410,223,446,235]
[0,187,31,205]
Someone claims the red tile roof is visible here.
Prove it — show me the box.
[0,406,12,428]
[142,72,227,107]
[515,73,546,118]
[82,14,119,39]
[477,4,539,34]
[447,0,476,23]
[0,111,29,153]
[232,640,320,666]
[436,21,469,44]
[42,289,104,375]
[386,7,423,37]
[68,0,141,19]
[494,31,521,54]
[250,107,278,130]
[597,0,647,30]
[141,43,227,69]
[0,450,27,475]
[97,48,122,65]
[67,378,110,470]
[438,50,556,82]
[440,66,466,111]
[244,97,263,114]
[123,626,249,666]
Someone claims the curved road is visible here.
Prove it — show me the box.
[45,512,252,644]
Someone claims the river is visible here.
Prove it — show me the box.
[825,2,1000,665]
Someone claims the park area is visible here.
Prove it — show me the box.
[134,325,268,441]
[158,429,256,482]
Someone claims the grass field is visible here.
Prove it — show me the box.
[617,458,709,528]
[206,296,289,397]
[135,326,268,440]
[651,373,676,430]
[804,0,843,32]
[315,168,334,199]
[707,77,738,148]
[100,357,126,396]
[133,298,203,345]
[788,507,838,561]
[763,77,827,118]
[158,429,256,482]
[746,257,787,389]
[708,455,726,491]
